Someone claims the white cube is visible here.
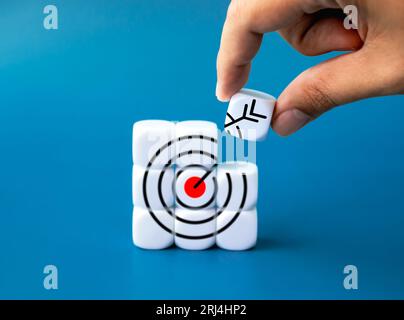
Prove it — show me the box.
[175,121,218,168]
[174,208,216,250]
[216,162,258,211]
[132,206,174,250]
[175,166,216,210]
[132,165,175,209]
[225,89,276,141]
[216,209,257,251]
[132,120,176,168]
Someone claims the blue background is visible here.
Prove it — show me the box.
[1,0,403,299]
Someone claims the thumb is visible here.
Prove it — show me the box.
[272,49,390,136]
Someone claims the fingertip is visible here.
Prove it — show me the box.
[216,64,251,103]
[216,96,230,103]
[215,82,231,102]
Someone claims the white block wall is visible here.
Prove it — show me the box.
[132,120,258,250]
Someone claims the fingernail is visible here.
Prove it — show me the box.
[272,109,312,136]
[215,82,229,102]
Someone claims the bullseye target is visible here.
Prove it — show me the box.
[175,165,217,210]
[141,135,248,240]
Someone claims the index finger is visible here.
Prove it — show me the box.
[216,0,319,101]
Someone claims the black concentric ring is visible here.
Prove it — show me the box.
[142,135,248,240]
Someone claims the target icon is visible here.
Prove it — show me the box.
[132,120,258,251]
[175,165,217,210]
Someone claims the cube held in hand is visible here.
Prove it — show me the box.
[225,88,276,141]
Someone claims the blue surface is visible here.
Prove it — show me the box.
[1,0,404,299]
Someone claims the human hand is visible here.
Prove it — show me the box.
[216,0,404,136]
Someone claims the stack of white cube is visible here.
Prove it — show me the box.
[132,120,258,251]
[132,120,176,250]
[216,162,258,251]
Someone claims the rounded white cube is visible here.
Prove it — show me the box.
[132,207,174,250]
[132,120,176,168]
[174,208,216,250]
[225,88,276,141]
[175,166,216,209]
[216,209,257,251]
[175,121,218,168]
[216,162,258,211]
[132,165,175,209]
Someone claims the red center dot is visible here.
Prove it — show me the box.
[184,176,206,198]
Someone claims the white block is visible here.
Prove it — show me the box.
[175,166,216,209]
[216,162,258,211]
[132,165,174,209]
[132,120,176,168]
[216,209,257,251]
[175,121,218,168]
[174,208,216,250]
[225,89,276,141]
[132,206,174,249]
